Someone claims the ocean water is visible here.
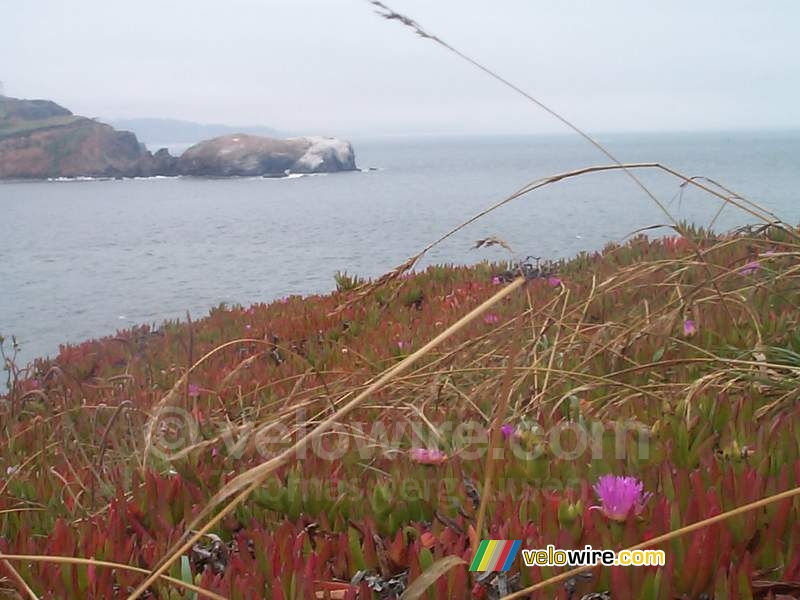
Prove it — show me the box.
[1,131,798,367]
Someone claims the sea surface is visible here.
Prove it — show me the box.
[1,131,798,368]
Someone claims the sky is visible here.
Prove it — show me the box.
[2,0,799,136]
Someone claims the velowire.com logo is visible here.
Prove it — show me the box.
[469,540,522,572]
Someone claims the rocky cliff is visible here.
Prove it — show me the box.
[0,96,176,179]
[0,96,356,179]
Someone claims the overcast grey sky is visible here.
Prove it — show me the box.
[2,1,798,136]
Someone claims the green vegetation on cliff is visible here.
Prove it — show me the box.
[0,96,80,140]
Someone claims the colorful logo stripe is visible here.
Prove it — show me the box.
[469,540,521,572]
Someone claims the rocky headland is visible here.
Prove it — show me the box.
[0,95,356,179]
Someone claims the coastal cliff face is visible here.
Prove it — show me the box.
[0,96,175,179]
[0,118,177,179]
[177,134,356,177]
[0,96,356,179]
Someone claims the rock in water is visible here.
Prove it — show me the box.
[177,134,356,177]
[291,136,357,173]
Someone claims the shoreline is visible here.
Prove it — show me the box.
[0,167,379,184]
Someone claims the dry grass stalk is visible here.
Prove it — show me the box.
[126,277,526,599]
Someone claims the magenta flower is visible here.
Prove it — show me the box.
[188,383,200,397]
[739,260,760,275]
[483,313,500,324]
[500,424,516,439]
[410,447,448,465]
[548,276,562,287]
[683,319,697,337]
[592,475,651,521]
[491,276,502,285]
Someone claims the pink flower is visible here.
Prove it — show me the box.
[500,424,516,439]
[483,313,500,324]
[683,319,696,337]
[739,261,760,275]
[188,383,200,397]
[491,276,502,285]
[397,340,406,349]
[592,475,651,522]
[547,277,562,287]
[245,324,252,330]
[410,448,448,465]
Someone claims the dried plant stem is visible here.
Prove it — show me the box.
[536,288,570,403]
[370,2,796,244]
[127,277,526,600]
[502,484,800,599]
[0,553,226,600]
[0,556,38,600]
[370,4,668,214]
[417,163,789,280]
[473,301,526,550]
[143,338,273,468]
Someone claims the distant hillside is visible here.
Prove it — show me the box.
[105,118,280,146]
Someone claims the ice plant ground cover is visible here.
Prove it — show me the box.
[2,225,800,598]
